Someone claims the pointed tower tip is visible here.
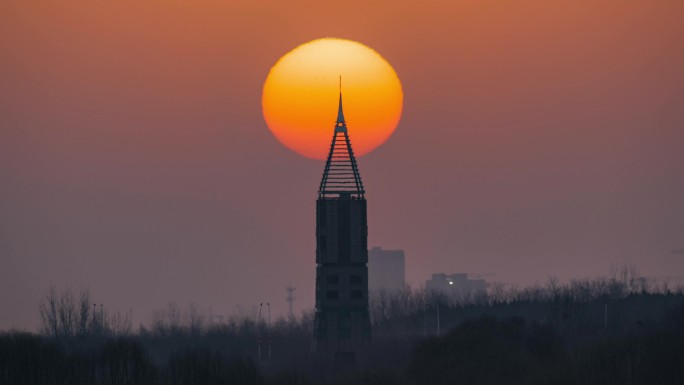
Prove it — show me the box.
[319,75,364,198]
[336,93,345,124]
[336,75,345,124]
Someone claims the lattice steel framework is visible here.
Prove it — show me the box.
[318,92,365,199]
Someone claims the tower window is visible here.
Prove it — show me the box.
[338,328,351,339]
[326,290,338,299]
[351,290,362,299]
[350,275,362,284]
[327,275,339,284]
[362,327,371,339]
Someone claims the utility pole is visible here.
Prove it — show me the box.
[258,303,263,360]
[267,302,271,360]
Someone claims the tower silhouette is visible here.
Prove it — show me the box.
[313,83,371,364]
[286,286,296,317]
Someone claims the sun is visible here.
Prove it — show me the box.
[262,38,403,160]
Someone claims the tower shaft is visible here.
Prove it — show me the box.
[313,90,370,364]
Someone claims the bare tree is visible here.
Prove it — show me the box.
[106,310,133,336]
[547,276,561,300]
[39,286,59,337]
[39,286,131,338]
[77,289,91,337]
[57,289,76,337]
[151,302,184,335]
[188,303,206,335]
[167,302,183,333]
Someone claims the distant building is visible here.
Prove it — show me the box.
[426,273,488,296]
[368,247,405,292]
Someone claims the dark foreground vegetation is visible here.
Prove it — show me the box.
[2,269,684,385]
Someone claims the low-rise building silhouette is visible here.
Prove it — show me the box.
[368,247,405,292]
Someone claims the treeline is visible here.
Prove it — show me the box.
[370,265,684,343]
[38,287,132,339]
[3,311,684,385]
[0,333,261,385]
[1,268,683,384]
[405,315,684,385]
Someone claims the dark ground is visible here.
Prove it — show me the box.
[2,276,684,385]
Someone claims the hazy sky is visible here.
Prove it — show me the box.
[2,0,683,330]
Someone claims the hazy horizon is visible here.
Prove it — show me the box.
[2,0,683,330]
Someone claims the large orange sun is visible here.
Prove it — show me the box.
[262,38,403,160]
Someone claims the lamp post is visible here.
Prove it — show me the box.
[267,303,271,360]
[258,303,263,360]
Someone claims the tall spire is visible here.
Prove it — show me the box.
[336,76,345,125]
[318,79,364,199]
[336,92,345,125]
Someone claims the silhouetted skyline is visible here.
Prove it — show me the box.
[2,0,683,330]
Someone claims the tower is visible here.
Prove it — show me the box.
[286,286,296,317]
[313,86,371,364]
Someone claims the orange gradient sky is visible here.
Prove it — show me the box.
[1,0,683,330]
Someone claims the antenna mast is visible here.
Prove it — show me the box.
[286,286,296,317]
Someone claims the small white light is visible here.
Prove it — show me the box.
[449,281,453,285]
